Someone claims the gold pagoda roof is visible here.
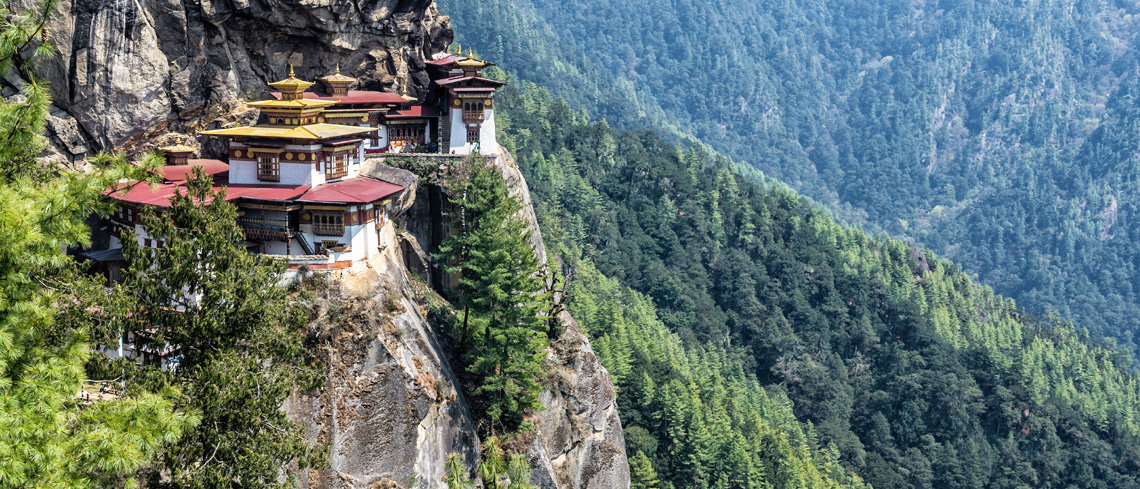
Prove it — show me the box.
[157,143,197,154]
[248,98,337,110]
[200,123,376,141]
[456,49,493,68]
[268,65,315,92]
[456,57,491,68]
[318,64,358,84]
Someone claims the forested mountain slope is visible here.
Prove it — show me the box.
[493,77,1140,489]
[440,0,1140,357]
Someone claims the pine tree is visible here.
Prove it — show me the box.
[629,450,661,489]
[444,453,475,489]
[506,454,537,489]
[477,437,508,489]
[111,169,322,488]
[441,160,551,433]
[0,1,188,485]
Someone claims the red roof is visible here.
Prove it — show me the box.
[270,90,410,105]
[453,87,498,93]
[160,159,229,182]
[386,105,440,119]
[224,184,310,202]
[297,177,404,204]
[427,55,467,66]
[109,175,402,208]
[108,181,309,208]
[107,181,187,208]
[435,76,504,88]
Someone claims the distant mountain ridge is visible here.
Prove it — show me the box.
[493,76,1140,489]
[440,0,1140,358]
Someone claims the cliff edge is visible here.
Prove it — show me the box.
[281,153,629,489]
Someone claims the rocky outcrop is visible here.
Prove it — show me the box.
[284,251,481,489]
[16,0,452,163]
[284,156,628,489]
[494,151,630,489]
[527,312,629,489]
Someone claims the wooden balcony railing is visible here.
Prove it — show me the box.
[238,216,291,240]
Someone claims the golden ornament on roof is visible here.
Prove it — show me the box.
[318,62,358,84]
[268,63,316,93]
[158,144,197,154]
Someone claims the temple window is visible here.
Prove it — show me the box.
[389,125,424,143]
[312,211,344,236]
[114,204,135,224]
[463,101,485,122]
[257,154,280,182]
[374,205,386,230]
[325,152,349,179]
[467,127,480,143]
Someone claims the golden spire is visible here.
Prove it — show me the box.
[318,63,357,86]
[457,48,492,69]
[269,64,315,100]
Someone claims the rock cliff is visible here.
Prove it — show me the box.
[285,154,629,488]
[17,0,451,163]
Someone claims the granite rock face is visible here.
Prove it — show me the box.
[284,157,629,488]
[495,151,630,489]
[283,252,481,489]
[19,0,451,161]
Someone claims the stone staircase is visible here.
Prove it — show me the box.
[439,114,451,153]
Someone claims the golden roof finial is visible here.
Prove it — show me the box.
[269,63,316,94]
[335,62,341,75]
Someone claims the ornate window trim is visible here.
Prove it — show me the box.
[312,211,344,236]
[257,154,280,182]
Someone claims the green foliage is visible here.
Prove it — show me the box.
[628,451,659,489]
[443,0,1140,361]
[444,453,476,489]
[462,438,535,489]
[0,1,188,486]
[438,160,551,434]
[497,80,1140,488]
[108,170,323,488]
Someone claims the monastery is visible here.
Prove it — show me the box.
[95,51,502,273]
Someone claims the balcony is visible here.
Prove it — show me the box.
[238,216,292,241]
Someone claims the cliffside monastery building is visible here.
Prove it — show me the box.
[99,51,501,272]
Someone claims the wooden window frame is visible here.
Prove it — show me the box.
[113,204,135,224]
[374,205,386,230]
[388,125,425,144]
[324,152,349,180]
[467,127,480,143]
[311,211,344,236]
[257,154,280,182]
[462,101,485,122]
